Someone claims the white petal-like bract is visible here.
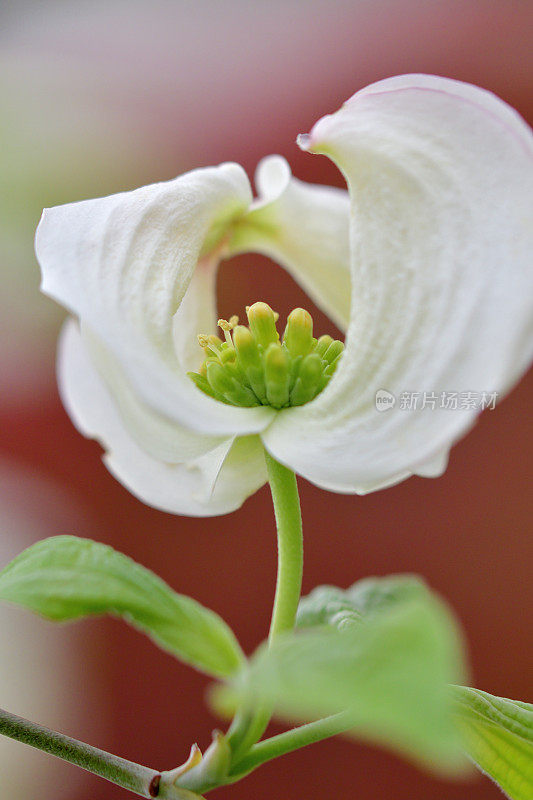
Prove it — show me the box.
[59,321,267,516]
[37,163,274,438]
[263,75,533,493]
[230,155,351,331]
[38,75,533,514]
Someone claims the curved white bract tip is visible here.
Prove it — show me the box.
[296,132,313,151]
[264,75,533,493]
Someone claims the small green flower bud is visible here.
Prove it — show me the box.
[290,352,323,405]
[219,347,236,364]
[223,359,246,384]
[191,301,344,410]
[324,351,343,376]
[233,325,267,401]
[315,334,334,357]
[206,362,258,407]
[264,343,291,408]
[233,325,261,368]
[206,361,233,395]
[246,302,280,350]
[324,339,344,363]
[288,353,303,391]
[283,307,314,358]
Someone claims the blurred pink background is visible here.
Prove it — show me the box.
[0,1,531,798]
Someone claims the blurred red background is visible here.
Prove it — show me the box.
[0,1,531,798]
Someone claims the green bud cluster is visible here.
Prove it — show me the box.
[188,302,344,409]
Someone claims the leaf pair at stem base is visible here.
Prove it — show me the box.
[0,535,465,776]
[0,523,530,796]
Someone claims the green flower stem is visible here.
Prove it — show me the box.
[228,450,303,763]
[227,713,352,781]
[264,450,304,643]
[0,706,200,799]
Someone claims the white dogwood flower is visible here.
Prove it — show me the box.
[36,75,533,516]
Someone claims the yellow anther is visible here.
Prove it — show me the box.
[218,317,239,345]
[199,333,223,353]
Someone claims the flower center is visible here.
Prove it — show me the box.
[188,302,344,408]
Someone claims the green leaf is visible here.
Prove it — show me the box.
[0,536,244,678]
[296,574,427,631]
[452,685,533,800]
[234,578,467,774]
